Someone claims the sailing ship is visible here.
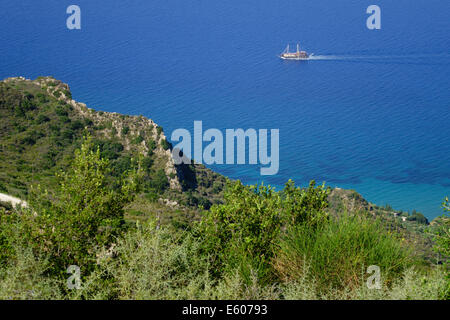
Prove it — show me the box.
[279,44,313,60]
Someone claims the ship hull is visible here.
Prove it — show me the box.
[279,55,312,61]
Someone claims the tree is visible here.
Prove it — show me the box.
[10,136,137,276]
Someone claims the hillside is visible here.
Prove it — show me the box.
[0,76,226,224]
[0,76,444,256]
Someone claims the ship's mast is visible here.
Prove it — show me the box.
[297,43,300,53]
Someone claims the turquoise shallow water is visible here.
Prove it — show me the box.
[1,1,449,219]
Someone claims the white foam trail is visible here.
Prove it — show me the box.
[308,55,343,60]
[308,53,450,61]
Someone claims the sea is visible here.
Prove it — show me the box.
[1,0,449,219]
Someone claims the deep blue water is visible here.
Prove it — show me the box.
[1,1,449,219]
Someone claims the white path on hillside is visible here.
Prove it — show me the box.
[0,192,28,208]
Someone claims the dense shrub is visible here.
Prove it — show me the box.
[35,92,48,104]
[70,120,84,131]
[111,156,133,177]
[141,156,153,173]
[282,180,330,229]
[63,90,72,99]
[407,212,428,224]
[35,114,50,124]
[14,98,36,117]
[61,129,74,141]
[147,140,157,156]
[146,169,169,193]
[198,180,330,283]
[132,135,144,145]
[183,192,212,209]
[161,139,171,150]
[148,140,156,151]
[55,105,68,117]
[121,126,130,135]
[20,135,36,146]
[83,118,93,127]
[0,182,7,193]
[93,139,124,160]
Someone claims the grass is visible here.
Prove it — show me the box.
[274,213,416,292]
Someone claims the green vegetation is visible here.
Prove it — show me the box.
[132,135,144,145]
[0,151,447,299]
[198,180,329,283]
[434,198,450,258]
[161,138,170,150]
[275,214,413,292]
[407,210,429,225]
[145,168,169,193]
[431,198,450,299]
[0,77,225,209]
[0,77,447,300]
[121,126,130,136]
[0,137,136,275]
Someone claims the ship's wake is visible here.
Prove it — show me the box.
[308,53,450,63]
[308,55,343,60]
